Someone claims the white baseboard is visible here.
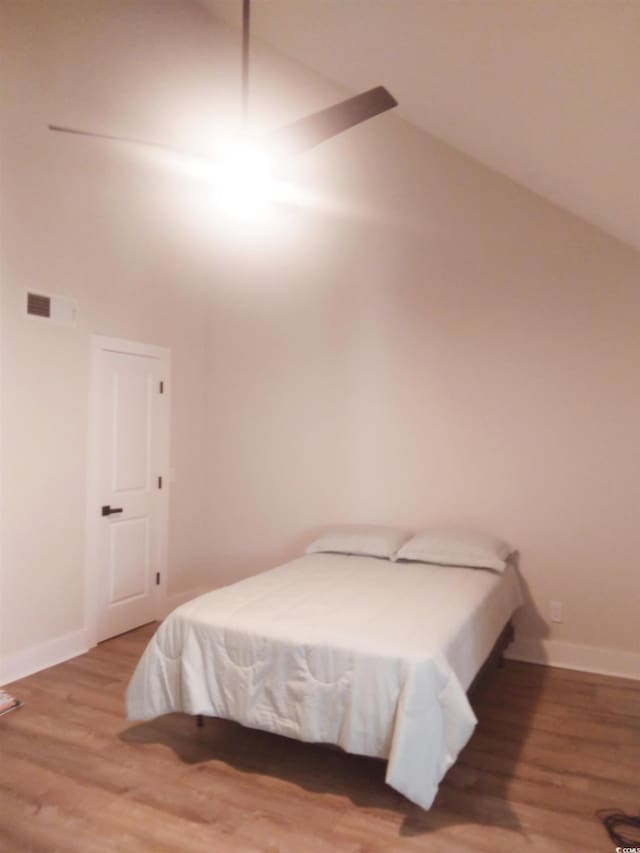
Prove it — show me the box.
[0,590,205,686]
[0,628,89,687]
[161,586,206,619]
[3,615,635,688]
[0,588,206,686]
[505,636,640,681]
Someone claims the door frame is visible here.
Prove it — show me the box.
[85,335,171,648]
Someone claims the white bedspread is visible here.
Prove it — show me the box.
[126,554,522,809]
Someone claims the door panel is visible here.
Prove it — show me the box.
[112,371,151,492]
[109,517,150,604]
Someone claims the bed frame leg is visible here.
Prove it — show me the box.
[499,622,516,668]
[196,714,204,728]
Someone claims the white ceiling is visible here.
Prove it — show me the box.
[201,0,640,252]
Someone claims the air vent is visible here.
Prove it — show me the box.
[27,292,51,318]
[24,290,78,327]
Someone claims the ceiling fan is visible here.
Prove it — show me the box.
[50,1,397,161]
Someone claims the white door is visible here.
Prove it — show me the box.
[89,339,170,642]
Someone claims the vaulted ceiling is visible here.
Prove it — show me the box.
[201,0,640,252]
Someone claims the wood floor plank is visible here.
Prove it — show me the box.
[1,623,637,852]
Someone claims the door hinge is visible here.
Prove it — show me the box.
[159,380,165,394]
[156,572,160,586]
[157,476,163,489]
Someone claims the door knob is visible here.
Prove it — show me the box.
[101,505,124,516]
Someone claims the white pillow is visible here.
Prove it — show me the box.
[306,525,412,560]
[394,527,513,571]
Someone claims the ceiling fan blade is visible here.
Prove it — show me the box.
[48,124,197,159]
[266,86,398,157]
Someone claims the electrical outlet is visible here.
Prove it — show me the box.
[550,600,563,623]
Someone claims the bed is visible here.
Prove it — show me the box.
[126,535,523,809]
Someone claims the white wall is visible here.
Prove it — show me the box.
[0,0,219,664]
[1,1,639,680]
[202,19,640,670]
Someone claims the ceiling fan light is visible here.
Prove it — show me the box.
[212,138,279,220]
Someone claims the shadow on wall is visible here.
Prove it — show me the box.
[507,553,552,665]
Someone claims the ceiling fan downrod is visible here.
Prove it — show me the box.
[242,0,251,129]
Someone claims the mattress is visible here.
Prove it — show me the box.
[126,553,523,808]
